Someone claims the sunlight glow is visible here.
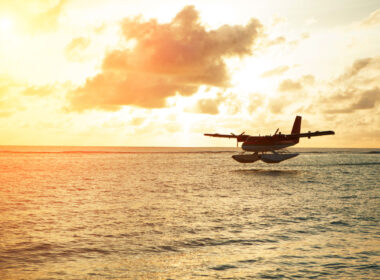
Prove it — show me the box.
[0,1,378,147]
[0,17,13,33]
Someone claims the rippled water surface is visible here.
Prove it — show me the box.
[0,147,379,279]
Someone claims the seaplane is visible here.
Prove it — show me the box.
[204,116,334,163]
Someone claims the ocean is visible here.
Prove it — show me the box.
[0,146,379,279]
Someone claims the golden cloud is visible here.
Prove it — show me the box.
[0,77,23,117]
[22,85,55,96]
[261,65,289,77]
[325,87,380,114]
[360,9,380,26]
[278,75,314,92]
[323,57,380,114]
[0,0,68,33]
[68,5,262,111]
[265,36,286,47]
[194,95,226,115]
[268,97,286,114]
[337,57,380,83]
[248,94,264,113]
[64,37,91,62]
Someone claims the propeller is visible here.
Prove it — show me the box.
[231,132,245,147]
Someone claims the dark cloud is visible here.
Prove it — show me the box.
[64,37,91,62]
[261,66,289,78]
[68,5,262,111]
[278,75,314,92]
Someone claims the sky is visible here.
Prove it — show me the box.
[0,0,379,147]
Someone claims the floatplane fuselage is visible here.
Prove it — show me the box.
[204,116,335,163]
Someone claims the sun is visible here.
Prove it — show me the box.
[0,17,13,34]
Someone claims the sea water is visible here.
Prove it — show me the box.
[0,147,379,279]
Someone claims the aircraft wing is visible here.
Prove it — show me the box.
[287,130,335,139]
[204,133,250,142]
[204,133,237,138]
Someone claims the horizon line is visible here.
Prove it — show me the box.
[0,145,379,149]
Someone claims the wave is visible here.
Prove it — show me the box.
[289,162,380,167]
[333,162,380,166]
[298,151,380,155]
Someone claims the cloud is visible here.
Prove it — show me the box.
[188,93,226,115]
[22,85,55,96]
[261,65,289,77]
[337,57,380,82]
[268,75,316,114]
[278,79,302,92]
[0,77,24,116]
[339,57,372,79]
[271,16,286,26]
[196,98,221,115]
[322,56,380,115]
[269,97,287,114]
[130,117,145,126]
[278,75,314,92]
[248,94,264,113]
[325,87,380,114]
[352,87,380,109]
[0,0,68,33]
[64,37,91,62]
[33,0,68,31]
[360,9,380,26]
[186,91,243,115]
[265,36,286,47]
[68,5,263,111]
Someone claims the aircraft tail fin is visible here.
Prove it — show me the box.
[291,116,302,135]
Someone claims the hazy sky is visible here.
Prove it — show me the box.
[0,0,379,147]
